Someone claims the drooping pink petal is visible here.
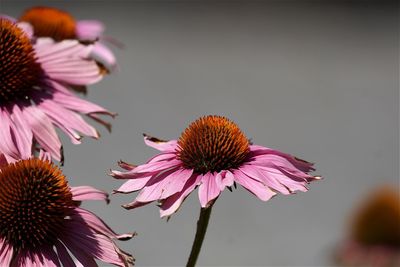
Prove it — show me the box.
[233,169,276,201]
[62,220,133,267]
[258,166,309,193]
[115,176,152,193]
[76,20,105,40]
[132,158,181,174]
[8,105,33,159]
[0,238,13,266]
[135,167,181,202]
[72,208,135,240]
[38,98,99,139]
[249,145,315,172]
[71,186,109,203]
[159,174,202,217]
[91,42,117,70]
[21,106,61,160]
[35,40,102,85]
[49,84,114,117]
[215,170,234,191]
[0,109,20,160]
[159,168,194,199]
[143,134,178,152]
[198,172,221,208]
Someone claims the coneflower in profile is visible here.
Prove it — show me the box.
[18,6,119,71]
[111,115,320,266]
[0,18,113,161]
[335,187,400,267]
[0,152,135,266]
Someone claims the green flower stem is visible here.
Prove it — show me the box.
[186,204,214,267]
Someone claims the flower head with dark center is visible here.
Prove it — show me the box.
[0,18,114,162]
[335,187,400,267]
[0,154,135,266]
[0,19,43,103]
[112,115,320,217]
[177,115,250,174]
[18,6,118,70]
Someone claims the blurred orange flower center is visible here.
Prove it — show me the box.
[0,158,74,250]
[177,115,250,174]
[19,6,77,41]
[0,19,43,103]
[352,188,400,248]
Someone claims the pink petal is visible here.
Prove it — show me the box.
[0,109,19,160]
[76,20,105,40]
[198,172,221,208]
[233,169,276,201]
[62,220,133,267]
[90,42,116,70]
[135,167,181,202]
[72,208,135,240]
[159,174,202,217]
[21,106,61,160]
[8,105,33,159]
[160,168,194,199]
[132,159,181,174]
[215,170,234,191]
[249,145,315,172]
[38,98,99,139]
[240,164,290,195]
[71,186,109,203]
[115,176,152,193]
[0,239,13,266]
[143,134,178,152]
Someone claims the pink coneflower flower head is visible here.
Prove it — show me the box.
[112,115,320,217]
[335,187,400,267]
[0,154,135,266]
[0,18,113,161]
[19,6,118,70]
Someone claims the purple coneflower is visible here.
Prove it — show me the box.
[0,18,113,161]
[0,153,134,266]
[18,6,118,70]
[111,115,319,266]
[335,187,400,267]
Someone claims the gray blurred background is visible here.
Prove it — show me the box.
[1,0,398,266]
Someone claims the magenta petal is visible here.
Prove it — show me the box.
[198,172,221,208]
[71,186,109,203]
[233,169,276,201]
[61,237,98,267]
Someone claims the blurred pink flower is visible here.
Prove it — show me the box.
[0,18,114,162]
[18,6,119,70]
[112,115,320,217]
[0,153,135,266]
[335,187,400,267]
